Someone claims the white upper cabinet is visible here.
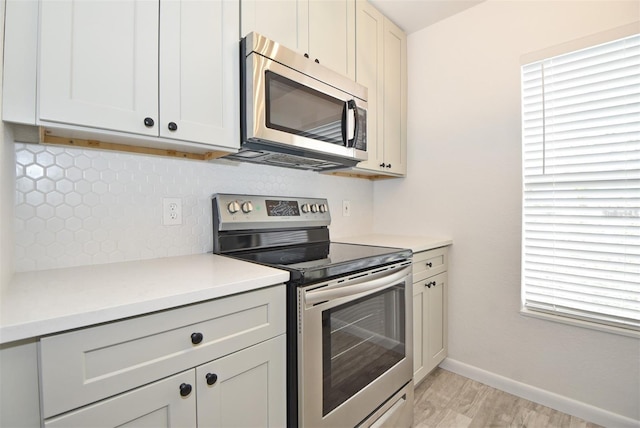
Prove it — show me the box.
[159,0,239,146]
[39,0,159,137]
[352,0,407,177]
[382,18,407,176]
[240,0,308,54]
[241,0,356,79]
[353,1,384,171]
[307,0,356,79]
[35,0,239,151]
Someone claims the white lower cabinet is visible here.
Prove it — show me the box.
[196,335,286,427]
[412,247,449,384]
[39,285,286,427]
[44,370,197,427]
[44,336,285,428]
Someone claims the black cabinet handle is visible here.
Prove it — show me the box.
[205,373,218,386]
[191,332,204,345]
[425,281,436,288]
[426,262,433,268]
[315,58,320,64]
[179,383,192,397]
[168,122,178,131]
[143,117,155,127]
[304,53,309,58]
[379,163,385,168]
[386,164,392,168]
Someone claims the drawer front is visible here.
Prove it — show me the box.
[412,247,448,282]
[40,285,285,418]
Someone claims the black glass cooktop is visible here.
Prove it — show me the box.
[226,242,412,284]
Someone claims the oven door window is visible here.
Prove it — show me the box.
[322,285,405,416]
[265,71,346,145]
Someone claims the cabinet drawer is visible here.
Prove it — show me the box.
[412,247,448,282]
[40,285,285,418]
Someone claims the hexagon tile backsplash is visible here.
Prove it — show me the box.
[14,143,373,272]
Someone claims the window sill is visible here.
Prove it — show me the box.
[519,308,640,339]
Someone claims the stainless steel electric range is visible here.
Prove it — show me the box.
[212,194,414,428]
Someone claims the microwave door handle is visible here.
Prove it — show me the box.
[346,99,357,147]
[304,267,408,306]
[341,101,348,145]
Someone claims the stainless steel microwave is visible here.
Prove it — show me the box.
[226,32,368,171]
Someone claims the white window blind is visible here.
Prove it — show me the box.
[521,33,640,332]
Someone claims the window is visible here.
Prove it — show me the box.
[521,33,640,333]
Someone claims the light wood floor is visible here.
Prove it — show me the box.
[414,368,602,428]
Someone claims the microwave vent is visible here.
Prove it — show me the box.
[221,149,350,171]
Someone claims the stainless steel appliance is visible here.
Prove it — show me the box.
[225,33,368,171]
[212,194,413,428]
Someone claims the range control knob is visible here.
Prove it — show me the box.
[311,204,319,213]
[319,204,327,213]
[241,201,253,213]
[301,203,311,213]
[227,201,240,214]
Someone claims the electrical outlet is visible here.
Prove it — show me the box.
[163,198,182,225]
[342,200,351,217]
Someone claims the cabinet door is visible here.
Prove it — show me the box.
[160,0,239,149]
[241,0,308,54]
[382,17,407,175]
[308,0,356,79]
[413,271,448,384]
[354,0,384,171]
[413,279,427,383]
[39,0,159,136]
[44,371,196,427]
[196,335,286,428]
[426,272,448,370]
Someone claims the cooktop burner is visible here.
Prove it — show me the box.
[226,242,411,284]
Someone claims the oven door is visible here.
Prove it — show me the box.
[298,263,413,428]
[244,52,367,161]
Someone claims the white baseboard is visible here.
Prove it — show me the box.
[439,358,639,428]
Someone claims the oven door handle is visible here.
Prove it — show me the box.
[304,267,409,306]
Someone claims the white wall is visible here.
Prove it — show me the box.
[374,0,640,423]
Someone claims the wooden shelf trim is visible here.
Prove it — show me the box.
[40,132,230,161]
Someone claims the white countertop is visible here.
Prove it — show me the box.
[336,234,452,253]
[0,254,289,344]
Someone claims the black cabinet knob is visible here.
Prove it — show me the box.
[425,281,436,288]
[426,262,433,268]
[168,122,178,131]
[179,383,192,397]
[304,53,309,58]
[386,164,392,168]
[314,58,320,64]
[191,332,204,344]
[379,163,385,168]
[205,373,218,386]
[143,117,155,127]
